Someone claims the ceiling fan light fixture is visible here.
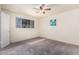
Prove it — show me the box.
[34,4,51,14]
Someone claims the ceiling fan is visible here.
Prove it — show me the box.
[33,4,51,14]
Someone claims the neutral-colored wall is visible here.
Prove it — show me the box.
[39,9,79,45]
[0,6,1,11]
[0,5,1,42]
[10,13,39,43]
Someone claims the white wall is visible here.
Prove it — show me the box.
[39,9,79,45]
[0,5,1,11]
[0,5,1,42]
[10,13,39,43]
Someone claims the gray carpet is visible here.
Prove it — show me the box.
[0,38,79,55]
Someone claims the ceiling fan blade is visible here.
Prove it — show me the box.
[44,8,51,10]
[41,4,45,7]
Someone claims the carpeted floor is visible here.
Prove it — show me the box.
[0,38,79,55]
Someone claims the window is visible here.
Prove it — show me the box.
[16,17,34,28]
[16,17,22,28]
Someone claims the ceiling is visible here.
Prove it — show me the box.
[1,4,79,18]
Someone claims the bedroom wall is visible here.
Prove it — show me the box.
[39,8,79,45]
[10,13,39,43]
[0,6,1,42]
[0,5,1,11]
